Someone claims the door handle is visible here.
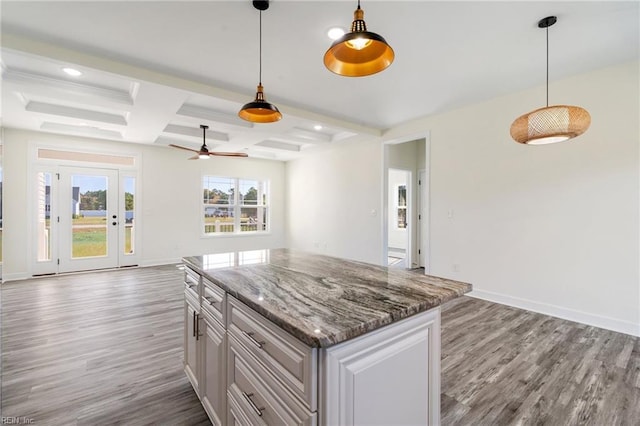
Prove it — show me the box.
[195,313,201,341]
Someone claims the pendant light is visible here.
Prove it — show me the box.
[510,16,591,145]
[238,0,282,123]
[323,0,394,77]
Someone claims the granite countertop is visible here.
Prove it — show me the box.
[183,248,471,348]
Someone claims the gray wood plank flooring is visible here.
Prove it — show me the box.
[441,296,640,426]
[2,266,638,425]
[1,265,210,425]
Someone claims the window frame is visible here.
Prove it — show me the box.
[202,175,270,237]
[396,184,407,230]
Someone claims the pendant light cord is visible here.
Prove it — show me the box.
[259,10,262,86]
[545,24,549,107]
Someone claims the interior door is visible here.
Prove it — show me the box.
[58,166,119,273]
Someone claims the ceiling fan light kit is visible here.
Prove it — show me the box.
[510,16,591,145]
[238,0,282,123]
[323,0,394,77]
[170,124,248,159]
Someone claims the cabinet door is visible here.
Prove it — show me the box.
[323,308,440,425]
[201,315,226,426]
[184,299,199,394]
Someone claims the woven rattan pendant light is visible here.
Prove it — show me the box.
[510,16,590,145]
[324,0,394,77]
[238,0,282,123]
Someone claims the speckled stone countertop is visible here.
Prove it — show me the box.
[183,248,471,348]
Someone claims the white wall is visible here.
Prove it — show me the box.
[2,129,286,279]
[286,136,384,265]
[385,61,640,336]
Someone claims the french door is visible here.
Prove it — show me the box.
[34,166,137,275]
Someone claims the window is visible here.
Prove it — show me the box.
[203,176,269,235]
[397,184,407,229]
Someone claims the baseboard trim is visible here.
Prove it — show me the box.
[469,289,640,337]
[140,258,182,268]
[2,272,30,283]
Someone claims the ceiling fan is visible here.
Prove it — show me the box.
[169,124,248,159]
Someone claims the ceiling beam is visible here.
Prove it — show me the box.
[3,33,382,138]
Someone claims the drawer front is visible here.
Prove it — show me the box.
[202,278,225,324]
[227,296,317,410]
[228,337,316,426]
[184,267,200,300]
[185,288,199,311]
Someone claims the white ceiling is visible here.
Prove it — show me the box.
[1,1,638,161]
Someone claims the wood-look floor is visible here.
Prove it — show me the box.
[1,265,210,425]
[1,266,638,425]
[441,296,640,425]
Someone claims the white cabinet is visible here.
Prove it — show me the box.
[201,312,226,426]
[185,267,442,426]
[322,308,441,426]
[227,336,317,426]
[184,292,200,395]
[227,296,317,411]
[184,266,227,425]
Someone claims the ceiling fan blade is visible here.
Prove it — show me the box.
[208,152,249,158]
[188,155,200,160]
[169,144,199,153]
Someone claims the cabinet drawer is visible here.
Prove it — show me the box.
[202,278,225,324]
[184,267,200,300]
[227,296,317,411]
[228,336,316,426]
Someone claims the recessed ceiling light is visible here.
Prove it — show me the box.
[327,27,345,40]
[313,125,323,131]
[62,67,83,77]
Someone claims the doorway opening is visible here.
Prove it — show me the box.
[383,135,429,272]
[388,169,410,268]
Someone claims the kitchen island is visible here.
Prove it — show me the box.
[183,249,471,425]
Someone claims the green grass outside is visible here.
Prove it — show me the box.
[125,226,133,254]
[72,227,107,258]
[204,217,234,224]
[71,225,134,257]
[72,216,107,225]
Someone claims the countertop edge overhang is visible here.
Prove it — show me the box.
[183,249,471,348]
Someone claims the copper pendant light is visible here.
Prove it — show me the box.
[238,0,282,123]
[510,16,591,145]
[324,0,394,77]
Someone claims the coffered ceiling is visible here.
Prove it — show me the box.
[1,1,638,161]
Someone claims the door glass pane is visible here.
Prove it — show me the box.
[72,175,107,258]
[124,177,135,255]
[37,172,52,261]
